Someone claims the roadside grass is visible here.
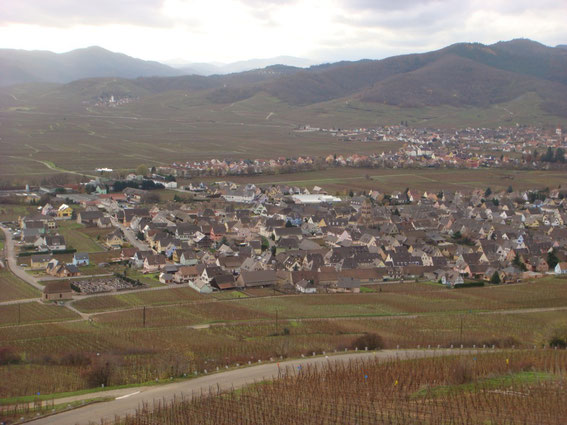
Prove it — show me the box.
[0,396,114,422]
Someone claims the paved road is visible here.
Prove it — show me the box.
[0,224,43,291]
[26,349,480,425]
[109,217,148,251]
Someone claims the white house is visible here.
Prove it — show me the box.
[296,279,317,294]
[555,262,567,275]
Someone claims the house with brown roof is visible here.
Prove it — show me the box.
[43,281,73,301]
[236,270,277,288]
[143,255,166,273]
[77,210,104,226]
[174,266,200,283]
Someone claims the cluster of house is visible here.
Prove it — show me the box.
[30,252,89,277]
[17,172,567,297]
[29,182,562,295]
[156,126,565,178]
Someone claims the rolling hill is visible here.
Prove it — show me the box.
[0,46,185,86]
[2,39,567,123]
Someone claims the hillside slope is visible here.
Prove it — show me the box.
[0,46,185,86]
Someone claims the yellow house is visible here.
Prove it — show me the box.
[57,204,73,219]
[105,230,124,249]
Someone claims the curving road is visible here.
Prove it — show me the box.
[26,348,481,425]
[0,224,43,291]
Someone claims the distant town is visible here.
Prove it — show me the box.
[154,125,566,178]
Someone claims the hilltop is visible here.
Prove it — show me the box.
[0,46,185,86]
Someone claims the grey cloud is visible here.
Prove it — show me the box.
[0,0,171,27]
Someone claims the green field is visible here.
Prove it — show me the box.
[57,221,107,253]
[0,269,40,302]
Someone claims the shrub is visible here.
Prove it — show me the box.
[83,357,115,387]
[59,351,91,367]
[350,333,385,351]
[451,359,475,385]
[549,336,567,348]
[0,347,21,365]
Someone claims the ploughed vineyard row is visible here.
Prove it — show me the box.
[123,351,567,425]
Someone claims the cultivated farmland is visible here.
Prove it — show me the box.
[122,350,567,425]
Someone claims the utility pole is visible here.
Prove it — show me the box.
[459,315,463,346]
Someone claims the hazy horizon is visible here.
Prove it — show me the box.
[1,0,566,64]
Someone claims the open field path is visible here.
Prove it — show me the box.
[6,156,98,179]
[25,349,483,425]
[0,298,40,306]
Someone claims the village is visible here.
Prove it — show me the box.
[161,125,566,177]
[3,171,567,303]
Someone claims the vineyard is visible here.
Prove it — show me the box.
[0,269,40,302]
[0,278,566,400]
[122,350,567,425]
[0,302,79,326]
[1,308,566,399]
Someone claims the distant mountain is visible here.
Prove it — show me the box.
[0,46,185,86]
[3,39,567,120]
[172,56,314,76]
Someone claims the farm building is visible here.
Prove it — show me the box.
[43,281,74,301]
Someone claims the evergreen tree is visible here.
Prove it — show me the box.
[490,271,501,284]
[547,249,559,269]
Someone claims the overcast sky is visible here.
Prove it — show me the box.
[1,0,566,64]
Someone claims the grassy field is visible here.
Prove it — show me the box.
[0,269,40,302]
[57,221,107,253]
